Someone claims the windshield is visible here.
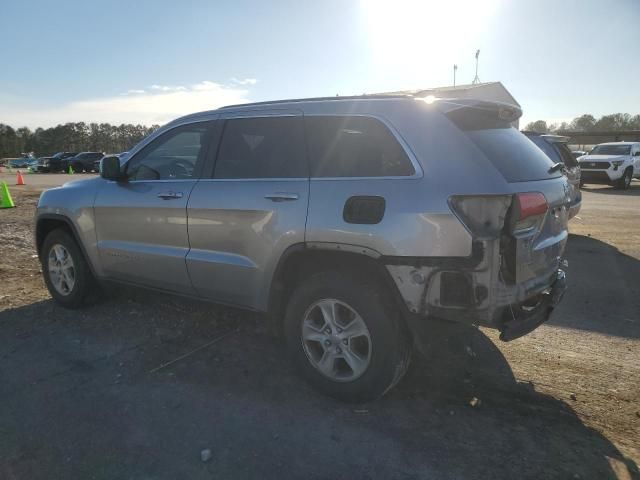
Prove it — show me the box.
[590,145,631,156]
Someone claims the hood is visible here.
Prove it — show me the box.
[61,176,103,188]
[580,154,627,162]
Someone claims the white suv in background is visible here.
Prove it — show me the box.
[579,142,640,189]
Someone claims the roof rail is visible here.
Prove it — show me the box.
[219,94,413,109]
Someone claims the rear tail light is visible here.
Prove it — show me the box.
[513,192,548,233]
[448,195,512,237]
[449,193,548,238]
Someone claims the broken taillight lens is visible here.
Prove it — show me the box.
[448,195,512,237]
[513,192,548,233]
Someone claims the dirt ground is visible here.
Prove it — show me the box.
[0,173,639,479]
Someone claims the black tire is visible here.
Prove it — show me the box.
[284,270,411,402]
[615,168,633,190]
[41,228,97,308]
[72,162,84,173]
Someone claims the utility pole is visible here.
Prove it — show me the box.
[453,64,457,87]
[472,49,481,84]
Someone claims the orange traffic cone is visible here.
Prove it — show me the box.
[16,171,25,186]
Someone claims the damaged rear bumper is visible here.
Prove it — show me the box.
[385,240,568,341]
[498,269,566,341]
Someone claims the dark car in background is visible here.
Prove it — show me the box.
[48,152,78,172]
[67,152,106,173]
[34,156,54,172]
[523,132,582,219]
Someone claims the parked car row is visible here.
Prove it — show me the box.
[27,152,124,173]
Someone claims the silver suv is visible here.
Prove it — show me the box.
[36,95,569,402]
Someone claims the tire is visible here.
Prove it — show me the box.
[615,168,632,190]
[41,228,97,308]
[284,270,411,402]
[72,162,85,173]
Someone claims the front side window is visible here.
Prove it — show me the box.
[126,122,211,181]
[305,116,415,178]
[214,116,307,179]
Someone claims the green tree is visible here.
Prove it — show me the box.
[524,120,548,133]
[570,114,596,131]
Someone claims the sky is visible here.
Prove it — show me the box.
[1,0,638,129]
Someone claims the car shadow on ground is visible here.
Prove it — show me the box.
[580,181,640,196]
[0,293,637,479]
[548,234,640,339]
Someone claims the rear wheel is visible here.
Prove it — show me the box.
[615,168,632,190]
[41,229,97,308]
[284,270,411,402]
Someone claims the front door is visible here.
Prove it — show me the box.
[186,112,309,310]
[93,120,216,294]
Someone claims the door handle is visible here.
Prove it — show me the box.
[264,192,299,202]
[157,191,184,200]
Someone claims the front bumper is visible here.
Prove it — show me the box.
[580,169,621,184]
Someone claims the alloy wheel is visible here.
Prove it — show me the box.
[48,244,76,296]
[301,299,372,382]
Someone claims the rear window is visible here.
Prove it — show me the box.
[305,116,415,177]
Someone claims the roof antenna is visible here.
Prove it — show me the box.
[472,49,481,84]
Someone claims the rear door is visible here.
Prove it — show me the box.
[93,120,216,294]
[186,111,309,310]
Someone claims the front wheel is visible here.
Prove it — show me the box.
[41,228,97,308]
[615,168,633,190]
[284,271,411,402]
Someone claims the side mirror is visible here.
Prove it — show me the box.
[100,156,124,180]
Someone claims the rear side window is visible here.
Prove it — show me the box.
[214,116,307,179]
[305,116,415,177]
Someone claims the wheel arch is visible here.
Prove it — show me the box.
[36,214,98,277]
[267,244,411,337]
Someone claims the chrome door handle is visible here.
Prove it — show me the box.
[157,191,183,200]
[264,192,299,202]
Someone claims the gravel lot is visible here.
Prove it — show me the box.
[1,173,639,479]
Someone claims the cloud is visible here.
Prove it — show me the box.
[231,77,258,86]
[2,80,254,128]
[149,84,188,92]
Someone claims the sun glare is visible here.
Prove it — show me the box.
[361,0,500,84]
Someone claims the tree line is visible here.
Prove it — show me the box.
[525,113,640,134]
[0,122,160,158]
